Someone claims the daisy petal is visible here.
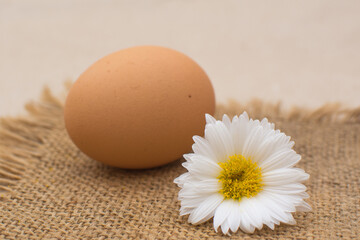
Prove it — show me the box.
[260,149,301,172]
[174,172,191,187]
[232,113,250,153]
[188,193,224,225]
[263,184,308,195]
[179,207,193,216]
[252,133,291,164]
[221,219,231,235]
[263,168,310,185]
[222,114,232,131]
[260,118,275,130]
[264,183,306,191]
[260,192,297,224]
[238,198,258,233]
[205,113,217,125]
[251,195,273,229]
[227,204,241,233]
[183,155,222,178]
[242,125,265,159]
[213,199,233,232]
[239,213,255,233]
[205,122,235,161]
[192,136,217,162]
[180,195,209,210]
[296,200,312,212]
[181,179,221,196]
[264,192,297,212]
[247,198,264,230]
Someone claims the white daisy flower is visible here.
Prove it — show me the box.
[174,112,311,235]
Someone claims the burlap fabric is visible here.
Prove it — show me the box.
[0,89,359,239]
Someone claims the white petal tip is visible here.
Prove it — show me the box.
[265,222,275,230]
[180,208,191,216]
[297,204,312,212]
[222,114,231,121]
[240,111,249,119]
[213,224,220,233]
[286,218,297,225]
[241,228,255,234]
[205,113,217,124]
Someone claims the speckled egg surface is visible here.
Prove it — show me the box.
[64,46,215,169]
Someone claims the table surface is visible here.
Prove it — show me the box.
[1,0,360,116]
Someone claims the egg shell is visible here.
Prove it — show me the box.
[64,46,215,169]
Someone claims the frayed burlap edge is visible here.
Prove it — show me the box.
[0,87,65,200]
[1,86,360,200]
[216,99,360,123]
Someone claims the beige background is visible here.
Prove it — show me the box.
[1,0,360,116]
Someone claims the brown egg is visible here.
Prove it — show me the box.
[64,46,215,169]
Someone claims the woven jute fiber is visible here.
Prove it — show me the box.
[0,89,360,239]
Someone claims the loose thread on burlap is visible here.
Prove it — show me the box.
[1,85,360,200]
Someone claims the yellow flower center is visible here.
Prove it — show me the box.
[218,154,263,201]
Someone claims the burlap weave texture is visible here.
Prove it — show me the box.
[0,90,359,239]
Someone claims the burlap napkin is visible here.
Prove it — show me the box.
[0,89,359,239]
